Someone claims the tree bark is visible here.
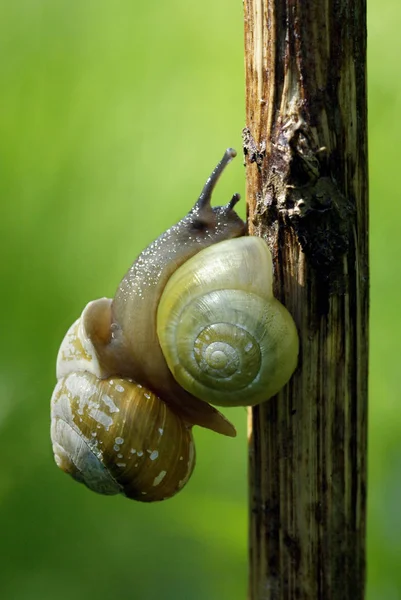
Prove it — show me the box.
[244,2,368,599]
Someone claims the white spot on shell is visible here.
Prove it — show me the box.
[102,394,119,413]
[153,470,167,486]
[149,451,159,461]
[115,384,125,393]
[116,463,126,468]
[113,445,120,452]
[65,372,95,399]
[144,392,151,399]
[117,453,123,458]
[109,380,114,385]
[130,449,136,454]
[245,342,253,352]
[88,408,114,430]
[137,451,143,457]
[158,428,164,435]
[115,437,124,445]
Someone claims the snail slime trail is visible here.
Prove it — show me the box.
[50,148,299,502]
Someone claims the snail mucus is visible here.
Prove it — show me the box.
[50,148,299,502]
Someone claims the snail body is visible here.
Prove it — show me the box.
[85,149,245,437]
[50,148,299,502]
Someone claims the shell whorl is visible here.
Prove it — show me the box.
[157,237,299,407]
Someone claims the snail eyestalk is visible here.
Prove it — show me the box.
[195,148,237,209]
[226,193,241,211]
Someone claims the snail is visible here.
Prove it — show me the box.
[50,148,299,502]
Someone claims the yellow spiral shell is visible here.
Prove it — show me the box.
[157,237,299,407]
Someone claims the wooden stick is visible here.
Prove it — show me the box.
[244,1,368,598]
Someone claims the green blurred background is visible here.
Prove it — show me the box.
[0,1,399,598]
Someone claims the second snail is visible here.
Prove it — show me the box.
[50,148,299,502]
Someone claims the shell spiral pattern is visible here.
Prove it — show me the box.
[157,237,299,407]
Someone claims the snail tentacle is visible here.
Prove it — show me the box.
[195,147,237,211]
